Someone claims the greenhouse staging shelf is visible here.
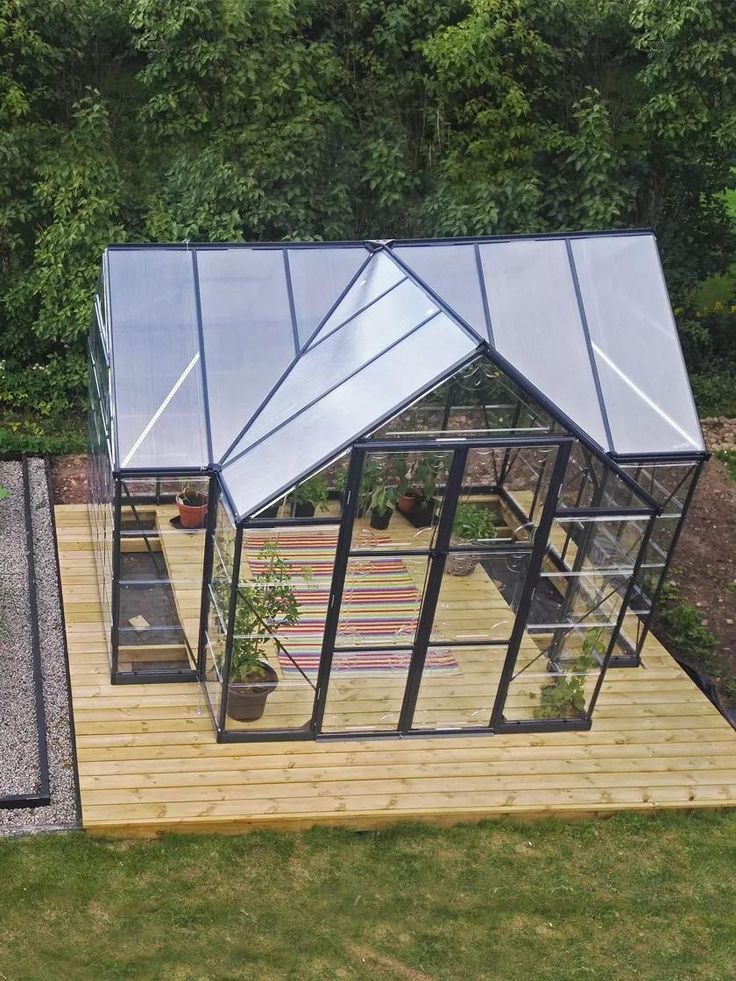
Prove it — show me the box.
[56,503,736,838]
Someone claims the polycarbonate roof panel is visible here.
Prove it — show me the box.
[570,235,705,454]
[393,243,490,342]
[307,251,405,347]
[287,246,368,349]
[107,249,208,469]
[478,239,609,450]
[222,312,478,518]
[230,277,442,456]
[196,248,297,460]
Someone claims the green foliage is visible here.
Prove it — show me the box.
[453,502,496,542]
[663,601,718,669]
[533,627,607,720]
[0,485,8,502]
[1,0,736,454]
[296,473,330,511]
[229,541,306,682]
[716,451,736,482]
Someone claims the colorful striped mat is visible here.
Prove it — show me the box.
[244,529,458,677]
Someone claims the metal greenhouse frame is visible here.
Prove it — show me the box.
[88,231,707,742]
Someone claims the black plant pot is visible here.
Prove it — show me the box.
[295,500,316,518]
[260,503,280,520]
[227,662,279,722]
[408,496,436,529]
[370,507,393,530]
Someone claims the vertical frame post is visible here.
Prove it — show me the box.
[311,449,364,734]
[490,440,572,728]
[217,524,244,735]
[398,445,468,732]
[196,474,220,677]
[110,477,122,678]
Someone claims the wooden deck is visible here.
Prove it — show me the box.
[56,503,736,836]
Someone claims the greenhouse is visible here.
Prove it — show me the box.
[88,231,707,743]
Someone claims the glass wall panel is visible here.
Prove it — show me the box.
[432,552,530,644]
[349,449,452,552]
[221,525,336,733]
[321,648,412,733]
[114,475,208,676]
[412,645,509,730]
[495,443,560,532]
[287,246,368,349]
[502,626,614,723]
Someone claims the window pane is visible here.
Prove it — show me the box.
[336,555,428,648]
[412,645,508,730]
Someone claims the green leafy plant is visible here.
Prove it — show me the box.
[296,474,329,511]
[229,541,309,683]
[0,485,8,503]
[452,503,496,542]
[368,483,398,517]
[533,628,606,720]
[664,603,718,669]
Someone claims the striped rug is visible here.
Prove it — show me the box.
[245,529,458,677]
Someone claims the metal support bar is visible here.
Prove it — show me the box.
[217,525,244,734]
[489,441,572,727]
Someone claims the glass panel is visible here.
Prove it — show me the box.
[350,450,452,552]
[551,514,648,573]
[502,626,613,723]
[496,444,560,533]
[222,526,336,733]
[432,551,531,644]
[306,251,405,348]
[412,645,507,730]
[115,475,208,676]
[393,243,489,341]
[478,239,609,450]
[196,247,296,460]
[233,279,442,454]
[287,246,368,349]
[88,394,114,662]
[107,248,208,469]
[559,443,606,511]
[336,555,428,648]
[528,568,628,631]
[221,311,478,519]
[321,648,412,733]
[570,234,704,455]
[370,359,556,441]
[620,461,697,514]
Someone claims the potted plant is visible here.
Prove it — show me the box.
[176,482,208,528]
[368,483,399,530]
[532,629,605,720]
[226,541,304,722]
[445,502,496,576]
[396,455,442,528]
[293,473,329,517]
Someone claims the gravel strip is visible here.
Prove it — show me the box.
[0,460,39,798]
[0,459,80,834]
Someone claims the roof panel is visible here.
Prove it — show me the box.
[478,239,610,451]
[222,312,478,518]
[570,235,705,455]
[226,276,443,460]
[195,248,296,461]
[107,249,207,469]
[287,246,369,350]
[306,252,405,348]
[393,243,490,342]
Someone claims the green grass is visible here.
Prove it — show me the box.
[717,451,736,482]
[2,816,736,979]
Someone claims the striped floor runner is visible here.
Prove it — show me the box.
[245,529,458,677]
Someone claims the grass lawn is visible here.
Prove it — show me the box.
[2,814,736,980]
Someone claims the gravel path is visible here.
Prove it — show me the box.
[0,459,80,834]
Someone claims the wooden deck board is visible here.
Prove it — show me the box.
[56,502,736,836]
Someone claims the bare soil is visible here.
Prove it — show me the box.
[650,454,736,704]
[50,454,88,504]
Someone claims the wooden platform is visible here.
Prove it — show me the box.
[56,503,736,836]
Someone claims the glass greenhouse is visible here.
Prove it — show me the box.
[88,231,707,742]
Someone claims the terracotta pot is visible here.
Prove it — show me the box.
[227,662,279,721]
[176,493,208,529]
[397,492,417,517]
